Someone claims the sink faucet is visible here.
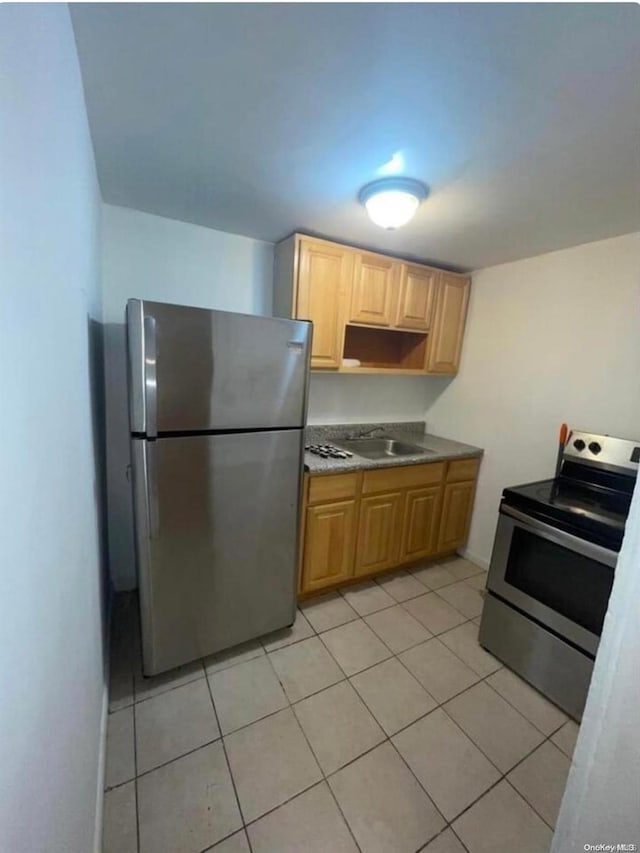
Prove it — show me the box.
[349,425,388,440]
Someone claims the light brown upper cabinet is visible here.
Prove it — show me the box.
[273,233,470,375]
[274,235,353,370]
[426,272,470,373]
[349,252,398,327]
[395,264,437,331]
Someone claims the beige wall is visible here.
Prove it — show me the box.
[426,231,640,567]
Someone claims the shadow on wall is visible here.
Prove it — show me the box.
[104,322,137,591]
[88,317,111,657]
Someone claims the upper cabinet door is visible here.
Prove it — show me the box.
[396,264,437,331]
[349,252,398,327]
[426,273,470,374]
[296,238,352,369]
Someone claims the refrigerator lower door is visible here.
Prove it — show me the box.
[131,430,303,675]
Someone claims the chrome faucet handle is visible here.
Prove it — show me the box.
[355,426,388,439]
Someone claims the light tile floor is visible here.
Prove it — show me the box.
[103,556,577,853]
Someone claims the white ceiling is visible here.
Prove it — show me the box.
[71,3,640,270]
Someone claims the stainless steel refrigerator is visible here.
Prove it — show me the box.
[126,299,311,676]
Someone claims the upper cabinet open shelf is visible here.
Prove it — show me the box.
[273,234,470,375]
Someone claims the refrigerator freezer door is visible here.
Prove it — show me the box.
[127,299,311,434]
[131,430,303,675]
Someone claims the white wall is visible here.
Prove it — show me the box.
[552,474,640,850]
[308,374,449,425]
[426,232,640,566]
[102,204,274,588]
[0,6,107,852]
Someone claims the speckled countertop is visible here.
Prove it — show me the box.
[304,421,483,474]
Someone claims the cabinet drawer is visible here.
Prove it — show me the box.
[446,458,480,483]
[308,472,359,504]
[362,462,445,494]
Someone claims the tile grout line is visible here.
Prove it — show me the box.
[112,567,567,850]
[262,650,366,853]
[116,610,489,790]
[202,667,253,850]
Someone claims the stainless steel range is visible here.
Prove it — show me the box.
[479,429,638,720]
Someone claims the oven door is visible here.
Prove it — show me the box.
[487,505,617,656]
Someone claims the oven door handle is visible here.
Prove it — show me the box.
[501,505,618,567]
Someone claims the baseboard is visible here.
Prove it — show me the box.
[93,583,114,852]
[93,682,108,853]
[458,547,490,571]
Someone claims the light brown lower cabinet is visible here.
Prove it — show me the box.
[299,457,480,597]
[437,480,477,553]
[354,492,403,577]
[301,499,357,593]
[400,485,443,563]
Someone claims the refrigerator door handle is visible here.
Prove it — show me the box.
[146,441,160,539]
[144,315,158,439]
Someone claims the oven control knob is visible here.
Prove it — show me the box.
[588,441,602,455]
[573,439,585,451]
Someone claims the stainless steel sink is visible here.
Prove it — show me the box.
[335,437,432,460]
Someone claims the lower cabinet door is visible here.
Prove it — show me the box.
[301,499,357,593]
[354,491,403,576]
[400,485,443,563]
[437,480,476,552]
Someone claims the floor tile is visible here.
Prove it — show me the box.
[321,619,391,676]
[439,621,501,677]
[403,593,467,635]
[103,781,137,853]
[444,682,545,772]
[452,780,553,853]
[400,639,480,703]
[410,564,458,590]
[351,657,436,736]
[301,592,359,633]
[204,639,265,676]
[209,656,287,734]
[261,610,314,652]
[464,572,488,591]
[105,706,135,789]
[376,570,426,602]
[135,679,220,774]
[134,658,205,703]
[109,652,135,712]
[269,636,344,702]
[436,581,484,619]
[248,782,358,853]
[340,581,396,616]
[294,680,385,774]
[438,622,502,678]
[393,709,500,821]
[225,707,321,823]
[421,828,467,853]
[365,604,431,653]
[210,831,251,852]
[137,742,241,853]
[329,742,445,853]
[438,556,485,580]
[508,741,571,827]
[551,719,580,757]
[487,668,567,735]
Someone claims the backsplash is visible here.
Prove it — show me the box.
[306,420,426,442]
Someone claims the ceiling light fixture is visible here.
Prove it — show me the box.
[359,177,428,230]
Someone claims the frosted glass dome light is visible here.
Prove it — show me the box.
[359,178,428,229]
